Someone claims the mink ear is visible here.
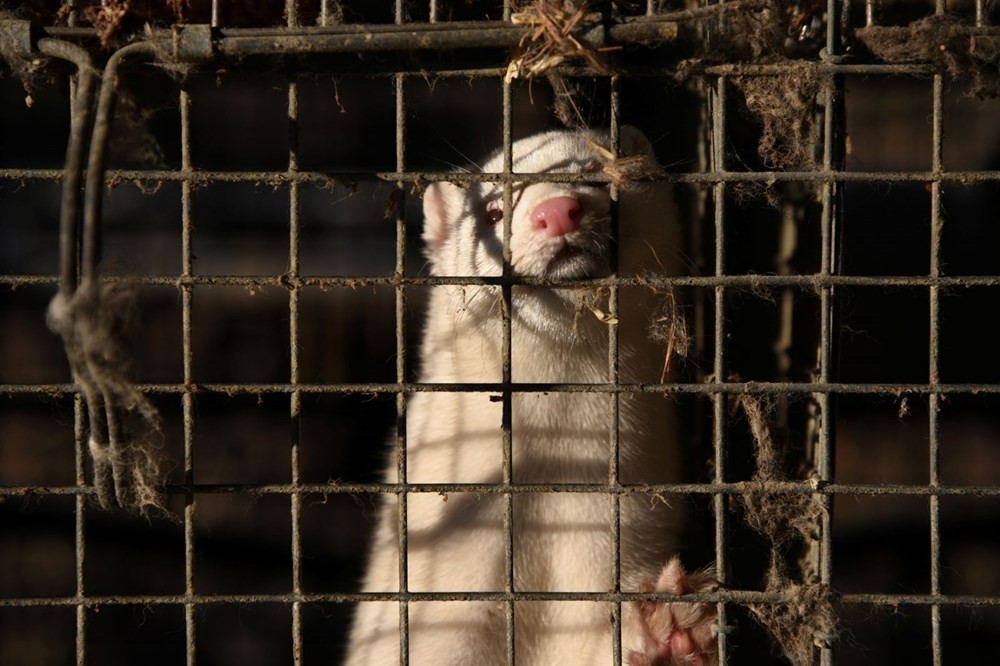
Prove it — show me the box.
[619,125,654,158]
[422,181,463,264]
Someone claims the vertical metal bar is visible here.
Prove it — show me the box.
[975,0,986,27]
[81,42,160,284]
[503,0,512,22]
[211,0,220,27]
[37,41,95,297]
[284,0,305,651]
[607,76,623,666]
[429,0,438,23]
[179,82,197,666]
[284,10,303,666]
[65,0,79,26]
[817,2,846,664]
[689,62,713,497]
[928,70,944,666]
[61,56,89,664]
[689,72,713,635]
[74,393,87,666]
[394,58,411,666]
[51,41,99,664]
[815,151,837,666]
[501,76,516,666]
[710,73,729,666]
[865,0,875,27]
[393,8,409,666]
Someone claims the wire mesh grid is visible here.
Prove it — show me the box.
[2,0,1000,664]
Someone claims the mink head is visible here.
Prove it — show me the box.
[422,127,654,280]
[421,128,659,339]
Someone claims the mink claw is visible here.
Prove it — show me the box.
[628,557,720,666]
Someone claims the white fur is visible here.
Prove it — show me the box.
[345,129,683,665]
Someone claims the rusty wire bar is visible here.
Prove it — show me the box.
[73,392,86,666]
[709,62,731,666]
[286,10,304,665]
[6,272,1000,290]
[34,39,95,294]
[286,2,305,660]
[394,7,411,666]
[4,379,1000,397]
[817,0,847,663]
[81,40,165,283]
[19,18,1000,77]
[24,48,94,653]
[7,165,1000,185]
[501,67,516,666]
[4,479,1000,499]
[394,55,411,666]
[928,59,945,666]
[179,76,198,666]
[4,586,1000,608]
[3,587,999,608]
[29,34,98,666]
[607,74,624,666]
[392,5,411,663]
[927,7,948,662]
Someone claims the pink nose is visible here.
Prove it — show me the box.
[531,196,582,237]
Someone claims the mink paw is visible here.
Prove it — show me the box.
[628,557,718,666]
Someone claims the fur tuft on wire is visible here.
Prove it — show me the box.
[47,281,169,516]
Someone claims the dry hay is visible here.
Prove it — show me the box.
[507,0,616,81]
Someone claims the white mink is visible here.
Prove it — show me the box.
[345,128,716,665]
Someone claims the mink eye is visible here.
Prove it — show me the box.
[484,204,504,226]
[584,164,610,188]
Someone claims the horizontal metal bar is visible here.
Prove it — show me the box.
[2,590,999,608]
[1,381,997,396]
[32,17,998,42]
[5,167,1000,185]
[4,481,1000,498]
[4,273,1000,290]
[4,35,944,79]
[699,63,935,76]
[212,26,526,56]
[20,14,675,56]
[21,22,987,78]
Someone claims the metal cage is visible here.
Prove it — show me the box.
[2,1,1000,664]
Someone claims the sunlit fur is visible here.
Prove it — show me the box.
[346,128,687,666]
